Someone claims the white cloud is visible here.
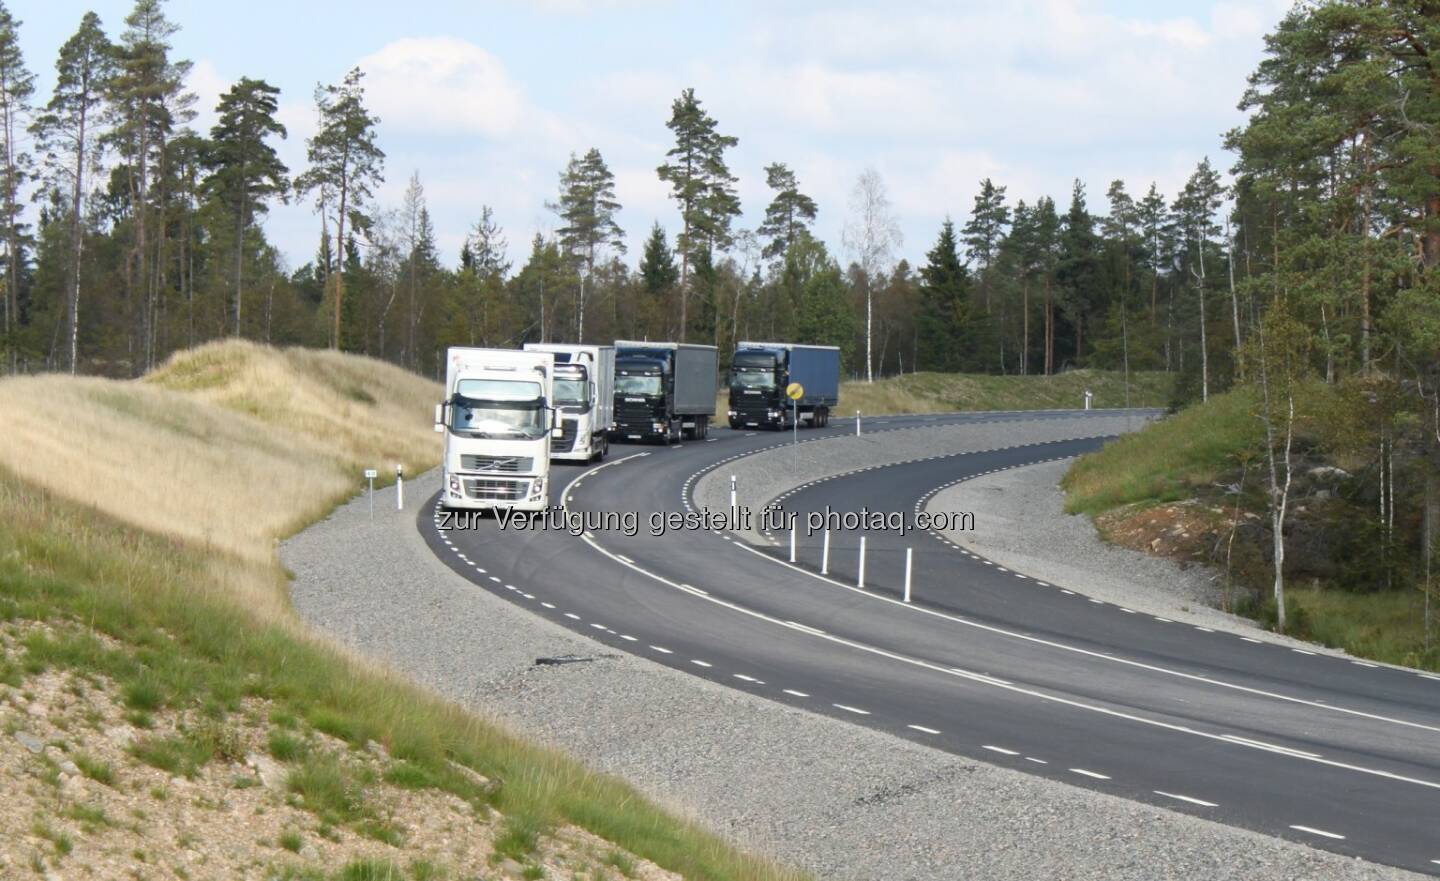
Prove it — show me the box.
[358,37,526,137]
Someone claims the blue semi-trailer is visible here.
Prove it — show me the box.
[727,342,841,430]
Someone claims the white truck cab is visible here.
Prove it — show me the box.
[435,347,560,511]
[523,343,614,462]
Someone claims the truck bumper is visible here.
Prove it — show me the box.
[442,471,549,510]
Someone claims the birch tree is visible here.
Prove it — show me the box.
[842,167,901,382]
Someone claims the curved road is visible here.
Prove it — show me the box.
[420,412,1440,876]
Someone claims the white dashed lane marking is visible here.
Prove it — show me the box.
[1289,825,1345,840]
[1070,768,1111,780]
[907,725,940,734]
[983,745,1019,756]
[1155,791,1218,808]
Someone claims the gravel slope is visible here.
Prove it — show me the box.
[283,436,1420,881]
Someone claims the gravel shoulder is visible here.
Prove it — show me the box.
[283,429,1421,881]
[692,413,1147,545]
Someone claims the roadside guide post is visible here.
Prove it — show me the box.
[396,464,405,511]
[856,410,861,436]
[729,475,738,525]
[858,535,867,588]
[364,468,378,521]
[904,548,913,603]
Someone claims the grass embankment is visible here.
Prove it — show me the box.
[1061,385,1440,670]
[0,340,807,880]
[713,369,1171,420]
[838,369,1171,416]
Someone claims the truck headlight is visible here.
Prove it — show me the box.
[448,474,461,493]
[653,422,665,432]
[529,478,545,498]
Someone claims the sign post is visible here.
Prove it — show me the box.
[364,468,378,521]
[786,382,804,450]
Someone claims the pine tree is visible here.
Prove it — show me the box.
[962,178,1010,370]
[916,219,971,371]
[1173,158,1225,402]
[0,1,31,372]
[1056,180,1102,368]
[756,162,817,260]
[204,76,287,338]
[639,222,678,300]
[31,11,111,373]
[656,88,740,340]
[295,67,384,350]
[108,0,194,371]
[551,148,623,341]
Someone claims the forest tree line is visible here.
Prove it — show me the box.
[0,0,1309,395]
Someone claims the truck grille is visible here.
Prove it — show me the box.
[460,454,533,473]
[463,478,528,501]
[553,419,579,452]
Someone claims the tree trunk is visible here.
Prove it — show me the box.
[865,281,873,383]
[67,101,89,375]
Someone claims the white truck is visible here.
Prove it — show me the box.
[434,347,561,512]
[523,343,614,462]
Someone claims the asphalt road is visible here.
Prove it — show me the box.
[421,411,1440,875]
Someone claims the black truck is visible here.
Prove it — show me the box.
[727,342,841,429]
[612,341,719,443]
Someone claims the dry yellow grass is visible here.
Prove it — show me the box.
[0,340,812,881]
[0,340,440,621]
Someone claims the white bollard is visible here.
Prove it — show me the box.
[821,529,831,575]
[858,535,867,588]
[856,410,861,436]
[729,475,737,519]
[396,463,405,511]
[904,547,913,603]
[789,528,797,563]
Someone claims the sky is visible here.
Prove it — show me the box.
[17,0,1289,273]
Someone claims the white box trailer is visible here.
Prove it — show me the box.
[435,347,561,511]
[523,343,614,462]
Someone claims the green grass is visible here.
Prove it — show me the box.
[338,859,406,881]
[836,368,1173,416]
[267,729,308,762]
[72,752,116,786]
[493,814,544,862]
[1062,387,1262,516]
[1247,587,1440,670]
[277,828,304,853]
[130,733,214,779]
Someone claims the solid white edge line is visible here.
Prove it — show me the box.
[577,529,1440,791]
[715,530,1440,736]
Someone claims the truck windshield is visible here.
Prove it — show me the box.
[732,370,776,390]
[553,373,590,409]
[616,374,662,396]
[450,379,546,439]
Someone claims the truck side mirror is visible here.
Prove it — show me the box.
[549,406,564,438]
[433,402,445,433]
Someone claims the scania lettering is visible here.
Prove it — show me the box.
[435,348,561,512]
[523,343,615,462]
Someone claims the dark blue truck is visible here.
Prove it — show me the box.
[727,342,841,430]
